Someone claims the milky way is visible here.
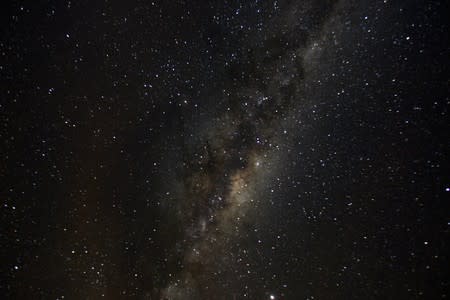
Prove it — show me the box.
[2,0,448,299]
[161,1,344,298]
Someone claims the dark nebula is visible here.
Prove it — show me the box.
[1,0,449,299]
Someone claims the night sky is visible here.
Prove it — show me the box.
[1,0,449,299]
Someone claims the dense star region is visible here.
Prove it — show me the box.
[161,3,340,298]
[1,0,449,299]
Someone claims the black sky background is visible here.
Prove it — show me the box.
[1,0,449,299]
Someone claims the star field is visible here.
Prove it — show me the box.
[1,0,449,299]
